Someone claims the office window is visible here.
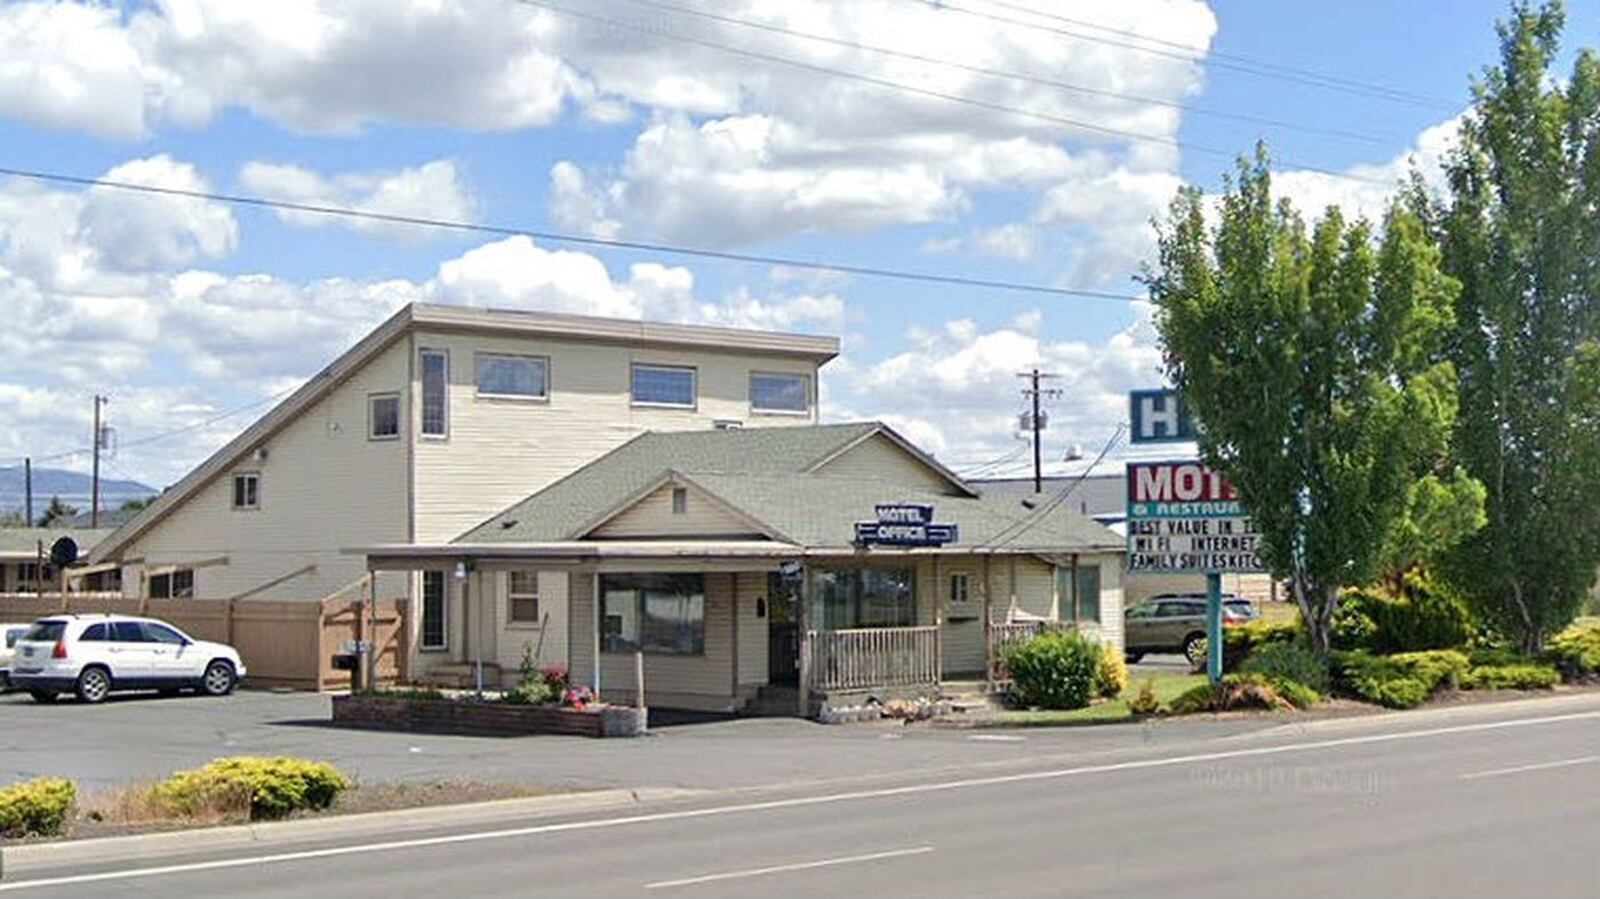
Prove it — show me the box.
[476,353,549,400]
[369,393,400,440]
[807,567,917,630]
[420,349,449,438]
[949,573,970,604]
[232,473,259,510]
[600,573,705,654]
[421,571,447,649]
[149,568,194,600]
[1058,564,1102,623]
[750,372,809,414]
[671,487,688,515]
[508,570,541,624]
[630,364,696,408]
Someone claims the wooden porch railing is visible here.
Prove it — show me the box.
[807,626,940,691]
[988,620,1079,685]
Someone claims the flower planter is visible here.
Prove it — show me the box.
[331,695,647,738]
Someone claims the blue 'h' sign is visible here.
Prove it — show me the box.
[1128,389,1195,444]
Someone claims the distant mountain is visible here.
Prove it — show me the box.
[0,466,157,519]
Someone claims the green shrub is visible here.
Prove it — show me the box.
[1003,630,1101,710]
[0,777,75,838]
[1546,620,1600,681]
[1332,649,1468,708]
[1128,679,1159,716]
[1461,664,1560,690]
[1094,645,1128,699]
[503,678,558,706]
[1467,646,1525,668]
[1241,642,1331,695]
[1332,579,1472,654]
[1270,677,1322,710]
[1166,674,1293,714]
[1219,620,1300,672]
[366,687,446,702]
[151,757,350,821]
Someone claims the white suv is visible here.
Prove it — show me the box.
[8,615,247,704]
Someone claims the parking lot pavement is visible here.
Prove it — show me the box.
[0,688,1282,793]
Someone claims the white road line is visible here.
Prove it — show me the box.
[643,846,934,889]
[968,734,1025,742]
[1460,755,1600,780]
[3,708,1597,893]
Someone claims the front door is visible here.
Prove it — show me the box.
[767,575,799,686]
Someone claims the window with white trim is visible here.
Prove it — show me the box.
[949,573,971,604]
[420,349,449,438]
[630,363,696,408]
[750,372,809,414]
[369,393,400,440]
[149,568,195,600]
[232,473,259,510]
[476,353,549,400]
[421,571,447,650]
[507,570,541,625]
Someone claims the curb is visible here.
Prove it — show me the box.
[1,787,704,879]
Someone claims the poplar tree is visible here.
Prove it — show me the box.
[1145,152,1462,655]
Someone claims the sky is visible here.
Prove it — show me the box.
[0,0,1588,490]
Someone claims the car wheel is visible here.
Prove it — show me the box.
[201,660,236,697]
[1182,633,1207,668]
[75,667,112,704]
[29,690,58,704]
[1124,652,1144,664]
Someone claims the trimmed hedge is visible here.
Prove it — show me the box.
[150,757,350,821]
[0,777,75,839]
[1332,578,1472,654]
[1332,649,1468,709]
[1461,663,1560,691]
[1003,630,1101,710]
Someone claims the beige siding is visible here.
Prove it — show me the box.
[595,571,739,711]
[119,341,413,602]
[591,482,764,539]
[411,330,820,542]
[736,571,769,688]
[811,433,958,494]
[488,569,570,673]
[569,571,596,689]
[1092,553,1126,652]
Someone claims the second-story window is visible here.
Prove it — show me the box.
[750,372,810,414]
[232,473,259,510]
[476,353,549,400]
[369,393,400,440]
[631,363,696,408]
[420,349,448,438]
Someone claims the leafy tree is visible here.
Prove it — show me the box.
[1430,2,1600,652]
[35,496,77,528]
[119,498,149,512]
[0,510,25,528]
[1377,468,1487,593]
[1145,150,1463,656]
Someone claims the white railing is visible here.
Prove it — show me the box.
[807,626,940,691]
[988,620,1079,684]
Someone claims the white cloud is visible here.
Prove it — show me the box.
[825,305,1164,470]
[0,2,156,138]
[1272,115,1463,224]
[972,224,1040,261]
[237,159,476,239]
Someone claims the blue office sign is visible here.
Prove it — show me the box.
[1128,388,1196,444]
[855,503,958,547]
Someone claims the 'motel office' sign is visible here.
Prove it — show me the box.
[855,503,958,547]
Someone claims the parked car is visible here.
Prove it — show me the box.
[1123,594,1258,664]
[0,622,32,689]
[7,614,246,704]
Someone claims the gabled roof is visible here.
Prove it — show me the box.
[456,422,1121,553]
[91,303,842,564]
[976,474,1127,518]
[0,527,112,560]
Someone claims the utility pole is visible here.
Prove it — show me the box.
[1018,369,1061,494]
[91,395,107,528]
[23,457,32,527]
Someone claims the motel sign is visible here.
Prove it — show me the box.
[1128,388,1196,444]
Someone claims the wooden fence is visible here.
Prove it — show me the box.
[0,594,408,691]
[807,626,940,692]
[987,620,1079,686]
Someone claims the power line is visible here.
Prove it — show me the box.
[0,165,1151,302]
[608,0,1393,146]
[515,0,1398,188]
[915,0,1457,109]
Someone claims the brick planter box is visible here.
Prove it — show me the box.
[331,695,647,738]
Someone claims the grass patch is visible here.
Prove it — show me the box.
[1258,602,1302,627]
[979,671,1206,726]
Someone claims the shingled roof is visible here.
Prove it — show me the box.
[456,422,1121,553]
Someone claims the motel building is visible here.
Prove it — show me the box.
[356,422,1127,714]
[80,302,1125,715]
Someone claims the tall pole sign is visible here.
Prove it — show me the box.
[1126,389,1263,683]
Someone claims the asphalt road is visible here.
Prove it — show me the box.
[5,694,1598,898]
